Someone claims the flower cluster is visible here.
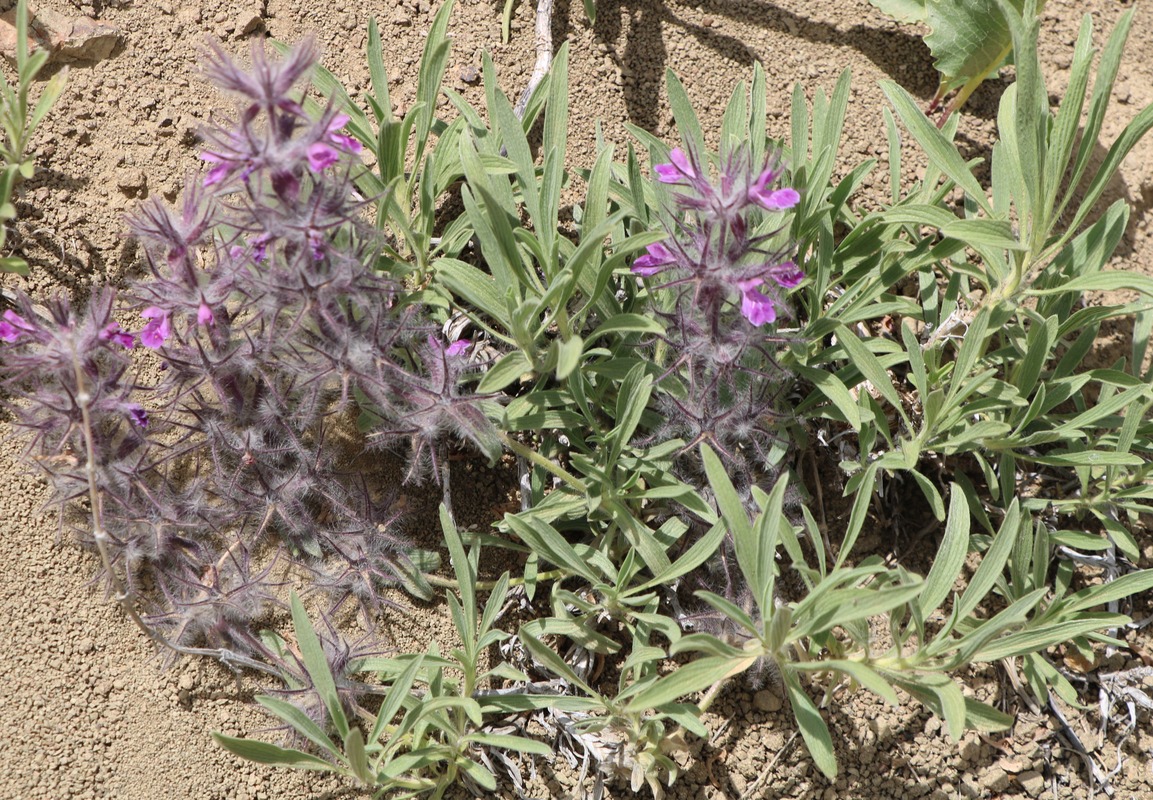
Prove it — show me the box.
[0,289,152,506]
[626,145,806,642]
[198,37,362,195]
[0,37,500,727]
[634,145,801,327]
[637,143,801,574]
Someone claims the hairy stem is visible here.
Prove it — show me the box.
[70,347,282,679]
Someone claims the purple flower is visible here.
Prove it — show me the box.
[323,114,362,154]
[769,261,804,288]
[445,339,471,357]
[654,148,697,183]
[307,142,340,172]
[197,301,215,327]
[307,115,363,173]
[125,403,149,428]
[747,164,800,211]
[140,307,171,349]
[99,322,136,349]
[427,335,472,358]
[253,232,273,263]
[307,230,326,260]
[632,242,678,276]
[201,151,235,187]
[737,279,777,326]
[749,184,800,211]
[0,310,34,342]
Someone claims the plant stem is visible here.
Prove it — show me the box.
[424,568,565,592]
[499,431,587,493]
[70,349,282,679]
[696,677,728,715]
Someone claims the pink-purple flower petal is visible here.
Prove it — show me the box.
[654,147,697,184]
[740,284,777,326]
[126,403,149,428]
[750,186,800,211]
[0,310,33,342]
[99,322,136,349]
[769,261,804,288]
[632,242,677,276]
[307,142,339,172]
[445,339,472,357]
[197,301,216,327]
[139,307,171,349]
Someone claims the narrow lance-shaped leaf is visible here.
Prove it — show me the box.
[289,592,350,740]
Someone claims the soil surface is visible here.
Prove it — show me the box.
[2,0,1153,799]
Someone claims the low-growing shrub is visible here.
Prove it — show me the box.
[3,0,1153,796]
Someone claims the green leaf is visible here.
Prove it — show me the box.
[1066,103,1153,240]
[554,335,583,382]
[435,258,507,322]
[419,695,484,727]
[665,69,705,155]
[479,350,533,393]
[624,655,757,712]
[834,323,909,426]
[458,141,525,297]
[868,0,927,24]
[504,513,600,584]
[539,43,569,265]
[1028,451,1144,468]
[1057,8,1137,228]
[465,732,553,756]
[582,0,596,24]
[254,696,342,759]
[0,256,29,275]
[910,674,968,740]
[794,364,862,430]
[918,487,970,617]
[584,313,664,345]
[961,698,1015,732]
[458,756,498,791]
[609,363,653,465]
[367,654,425,747]
[518,629,601,698]
[638,520,726,591]
[441,503,475,634]
[881,80,991,214]
[999,0,1046,242]
[365,18,392,124]
[289,592,349,739]
[212,733,337,771]
[411,0,455,171]
[393,553,436,602]
[1043,14,1092,230]
[1028,269,1153,298]
[802,579,925,636]
[1061,570,1153,616]
[976,615,1130,661]
[783,671,838,779]
[926,0,1022,101]
[947,588,1048,664]
[791,660,900,706]
[344,727,371,784]
[954,501,1019,620]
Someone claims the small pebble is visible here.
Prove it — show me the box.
[753,689,782,712]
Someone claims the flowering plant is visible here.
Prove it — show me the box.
[635,145,801,327]
[5,1,1153,797]
[1,36,499,709]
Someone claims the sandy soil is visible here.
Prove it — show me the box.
[2,0,1153,798]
